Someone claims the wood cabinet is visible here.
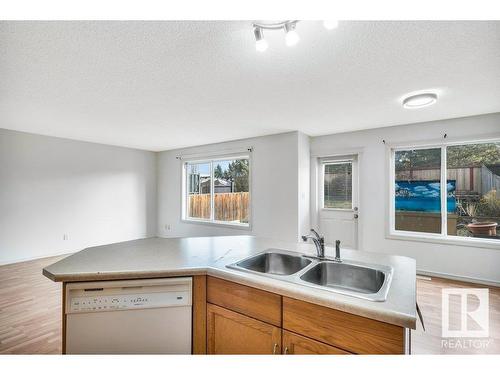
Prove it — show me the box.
[192,275,207,354]
[282,330,350,355]
[203,277,408,355]
[207,303,281,354]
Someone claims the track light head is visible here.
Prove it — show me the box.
[284,22,299,47]
[253,27,268,52]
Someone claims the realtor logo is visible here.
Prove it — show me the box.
[442,288,489,338]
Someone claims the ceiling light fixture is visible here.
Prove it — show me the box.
[252,20,337,52]
[252,20,300,52]
[323,20,339,30]
[402,92,438,109]
[253,27,268,52]
[284,22,300,46]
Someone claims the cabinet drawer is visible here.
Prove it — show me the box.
[283,297,405,354]
[207,276,281,326]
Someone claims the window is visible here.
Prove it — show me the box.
[394,148,442,234]
[447,143,500,240]
[391,141,500,244]
[186,162,211,220]
[323,162,353,209]
[183,156,250,226]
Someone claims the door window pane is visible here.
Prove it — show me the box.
[187,162,211,219]
[213,158,249,224]
[448,142,500,240]
[394,148,442,234]
[324,162,352,209]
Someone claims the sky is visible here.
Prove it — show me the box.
[188,160,232,176]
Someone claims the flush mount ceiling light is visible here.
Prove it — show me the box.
[252,20,339,52]
[402,92,438,109]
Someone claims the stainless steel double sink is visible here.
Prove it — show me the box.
[227,249,393,302]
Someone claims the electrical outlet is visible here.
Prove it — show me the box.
[63,234,69,240]
[165,224,171,231]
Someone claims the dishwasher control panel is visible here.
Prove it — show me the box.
[68,291,191,313]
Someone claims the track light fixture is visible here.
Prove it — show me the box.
[252,20,339,52]
[252,21,298,52]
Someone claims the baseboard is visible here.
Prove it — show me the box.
[0,249,75,266]
[417,269,500,287]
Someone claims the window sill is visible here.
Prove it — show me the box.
[387,231,500,250]
[181,218,251,230]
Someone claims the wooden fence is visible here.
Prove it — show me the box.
[188,192,249,222]
[481,165,500,197]
[396,166,482,193]
[396,165,500,196]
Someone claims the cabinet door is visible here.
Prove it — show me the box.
[282,330,351,355]
[207,303,281,354]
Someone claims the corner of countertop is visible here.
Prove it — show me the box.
[42,267,57,281]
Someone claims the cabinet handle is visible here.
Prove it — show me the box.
[272,343,278,354]
[284,347,289,355]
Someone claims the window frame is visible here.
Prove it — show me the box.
[386,136,500,249]
[181,153,252,229]
[320,158,356,211]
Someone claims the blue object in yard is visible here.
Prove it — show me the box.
[395,180,456,213]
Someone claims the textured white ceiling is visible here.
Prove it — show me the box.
[1,21,499,151]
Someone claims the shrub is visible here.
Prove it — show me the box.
[476,190,500,218]
[457,200,478,217]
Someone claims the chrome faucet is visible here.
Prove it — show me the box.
[335,240,342,263]
[301,229,325,258]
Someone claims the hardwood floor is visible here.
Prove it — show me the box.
[412,276,500,354]
[0,255,66,354]
[0,255,499,354]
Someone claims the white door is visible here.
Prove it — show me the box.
[318,156,359,249]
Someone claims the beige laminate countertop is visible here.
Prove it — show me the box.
[43,235,417,329]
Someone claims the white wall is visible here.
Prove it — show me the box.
[157,132,308,242]
[297,132,311,237]
[0,129,157,264]
[310,113,500,284]
[3,112,499,284]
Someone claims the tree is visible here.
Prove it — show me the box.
[214,164,223,179]
[213,159,249,192]
[228,159,249,192]
[395,143,500,170]
[447,143,500,168]
[395,149,441,171]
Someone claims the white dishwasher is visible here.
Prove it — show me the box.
[65,277,192,354]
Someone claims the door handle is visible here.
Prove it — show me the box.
[272,343,279,354]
